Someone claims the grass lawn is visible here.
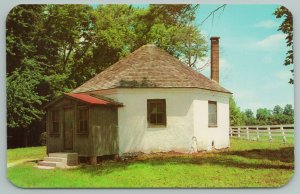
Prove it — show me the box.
[7,139,294,188]
[7,146,46,164]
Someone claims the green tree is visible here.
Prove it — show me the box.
[7,62,46,128]
[271,114,288,125]
[229,97,245,126]
[273,105,284,115]
[283,104,293,116]
[244,109,254,118]
[6,5,45,74]
[7,4,97,128]
[256,108,272,125]
[89,5,138,71]
[283,104,294,124]
[6,4,209,146]
[274,6,293,84]
[243,109,257,125]
[269,104,294,125]
[69,4,207,86]
[134,4,207,67]
[36,4,96,97]
[6,5,46,128]
[271,105,285,125]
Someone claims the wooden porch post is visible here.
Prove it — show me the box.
[90,156,97,165]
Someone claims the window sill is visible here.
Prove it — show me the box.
[147,124,167,128]
[208,125,218,128]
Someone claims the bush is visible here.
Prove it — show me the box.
[39,132,47,146]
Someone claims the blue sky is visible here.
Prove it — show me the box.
[195,4,294,112]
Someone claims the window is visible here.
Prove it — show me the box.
[147,99,166,126]
[208,101,217,127]
[51,110,59,134]
[78,107,88,133]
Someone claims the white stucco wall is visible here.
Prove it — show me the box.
[91,88,230,154]
[192,90,230,151]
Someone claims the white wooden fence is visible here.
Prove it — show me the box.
[230,124,294,143]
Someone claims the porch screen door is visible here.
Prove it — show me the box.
[64,108,74,150]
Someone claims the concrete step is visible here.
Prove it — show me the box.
[38,161,58,167]
[48,153,78,166]
[44,157,67,163]
[36,165,55,170]
[38,161,66,168]
[49,152,72,158]
[37,153,78,169]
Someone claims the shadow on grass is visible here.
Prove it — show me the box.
[75,147,294,176]
[225,147,294,163]
[74,161,132,177]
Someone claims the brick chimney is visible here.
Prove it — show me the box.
[210,37,220,83]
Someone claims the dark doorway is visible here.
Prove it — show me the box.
[64,107,74,150]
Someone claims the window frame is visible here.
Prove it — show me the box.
[77,106,89,134]
[208,101,218,127]
[147,99,167,127]
[50,109,60,134]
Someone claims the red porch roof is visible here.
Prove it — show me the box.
[65,93,111,105]
[44,92,123,109]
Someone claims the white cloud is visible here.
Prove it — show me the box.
[232,34,286,52]
[262,56,273,63]
[219,58,233,83]
[261,70,292,91]
[195,56,209,68]
[234,90,257,102]
[195,57,232,81]
[254,20,278,29]
[275,70,292,82]
[201,30,209,37]
[220,58,231,70]
[195,57,231,70]
[243,102,265,113]
[262,81,279,90]
[232,89,261,111]
[253,34,286,51]
[195,56,210,76]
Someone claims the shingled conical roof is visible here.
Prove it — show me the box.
[72,44,231,94]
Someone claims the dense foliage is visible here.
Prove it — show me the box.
[230,97,294,126]
[6,4,207,131]
[274,6,293,84]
